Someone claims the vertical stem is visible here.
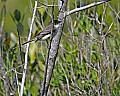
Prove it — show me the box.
[20,1,37,96]
[17,29,23,64]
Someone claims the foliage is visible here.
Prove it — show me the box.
[0,0,120,96]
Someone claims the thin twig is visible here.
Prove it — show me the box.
[14,68,20,94]
[17,29,23,65]
[59,62,71,96]
[20,1,37,96]
[36,5,58,8]
[37,0,57,7]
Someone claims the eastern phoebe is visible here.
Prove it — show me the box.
[22,20,62,45]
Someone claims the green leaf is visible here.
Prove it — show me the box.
[17,22,24,33]
[37,8,48,24]
[36,10,42,24]
[14,9,21,22]
[73,28,79,36]
[43,10,47,22]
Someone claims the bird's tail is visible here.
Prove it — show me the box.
[12,38,37,50]
[22,38,37,45]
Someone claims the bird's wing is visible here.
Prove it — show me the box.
[38,24,53,35]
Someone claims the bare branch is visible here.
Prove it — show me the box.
[66,0,111,16]
[40,0,68,96]
[40,0,55,96]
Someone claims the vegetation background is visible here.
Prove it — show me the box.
[0,0,120,95]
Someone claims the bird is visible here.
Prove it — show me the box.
[22,20,62,45]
